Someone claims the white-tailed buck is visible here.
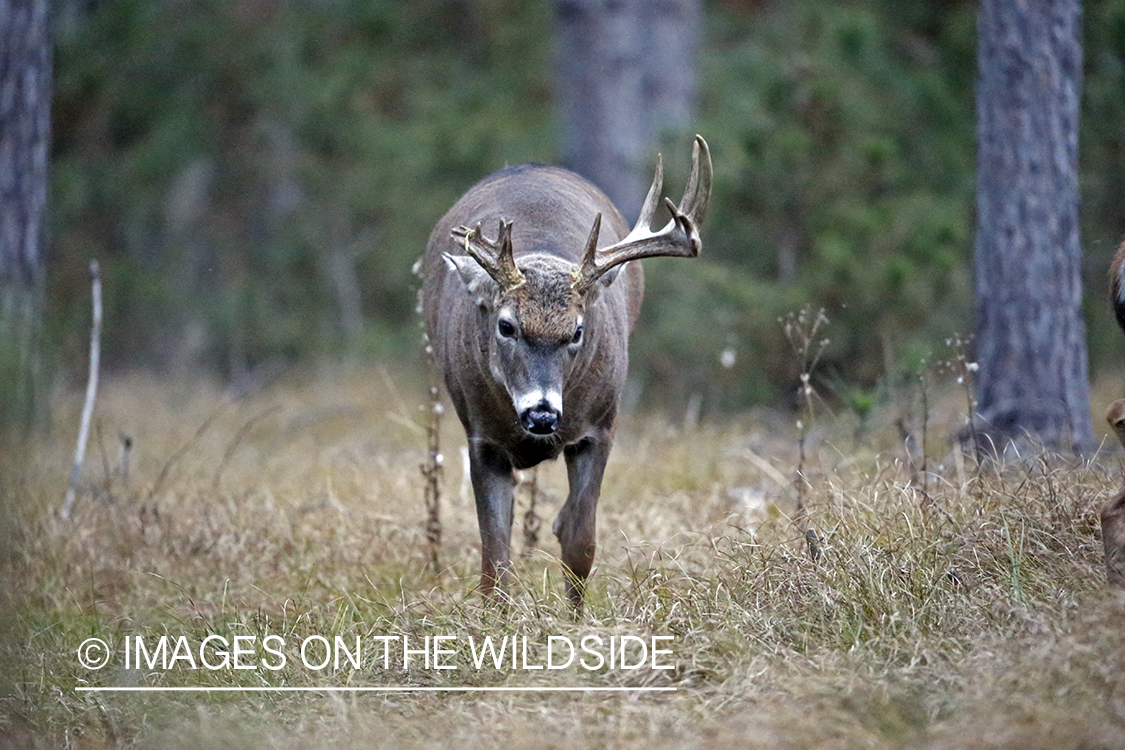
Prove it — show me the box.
[421,136,711,605]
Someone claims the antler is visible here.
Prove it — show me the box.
[572,134,712,294]
[451,218,525,292]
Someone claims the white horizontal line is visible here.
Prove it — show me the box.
[76,686,676,693]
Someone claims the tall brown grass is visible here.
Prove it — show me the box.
[1,365,1123,749]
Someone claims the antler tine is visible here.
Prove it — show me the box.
[634,154,664,237]
[580,212,603,270]
[494,219,518,281]
[572,135,712,294]
[451,218,525,291]
[574,158,655,291]
[678,135,711,226]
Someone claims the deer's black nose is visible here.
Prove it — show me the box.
[521,401,560,435]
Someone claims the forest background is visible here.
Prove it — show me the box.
[42,0,1125,415]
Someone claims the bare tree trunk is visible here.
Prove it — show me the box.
[0,0,51,431]
[556,0,699,222]
[973,0,1093,454]
[645,0,699,135]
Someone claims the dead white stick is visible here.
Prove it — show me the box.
[61,260,102,520]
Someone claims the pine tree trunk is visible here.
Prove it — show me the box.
[973,0,1093,453]
[556,0,699,222]
[0,0,51,431]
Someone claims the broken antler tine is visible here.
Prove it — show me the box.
[460,222,488,264]
[461,221,485,246]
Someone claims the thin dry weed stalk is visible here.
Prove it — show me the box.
[782,306,830,558]
[945,334,981,462]
[417,269,445,576]
[895,362,931,498]
[421,382,444,573]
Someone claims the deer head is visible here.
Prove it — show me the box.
[442,136,712,436]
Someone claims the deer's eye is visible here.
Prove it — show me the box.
[497,317,517,339]
[571,324,583,345]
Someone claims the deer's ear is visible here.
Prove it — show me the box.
[577,264,622,303]
[599,265,623,288]
[444,253,496,308]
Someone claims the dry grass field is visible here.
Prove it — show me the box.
[2,364,1125,749]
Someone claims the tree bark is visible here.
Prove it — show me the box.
[0,0,51,431]
[556,0,699,222]
[973,0,1093,453]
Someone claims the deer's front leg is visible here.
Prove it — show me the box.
[555,430,613,606]
[468,439,516,600]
